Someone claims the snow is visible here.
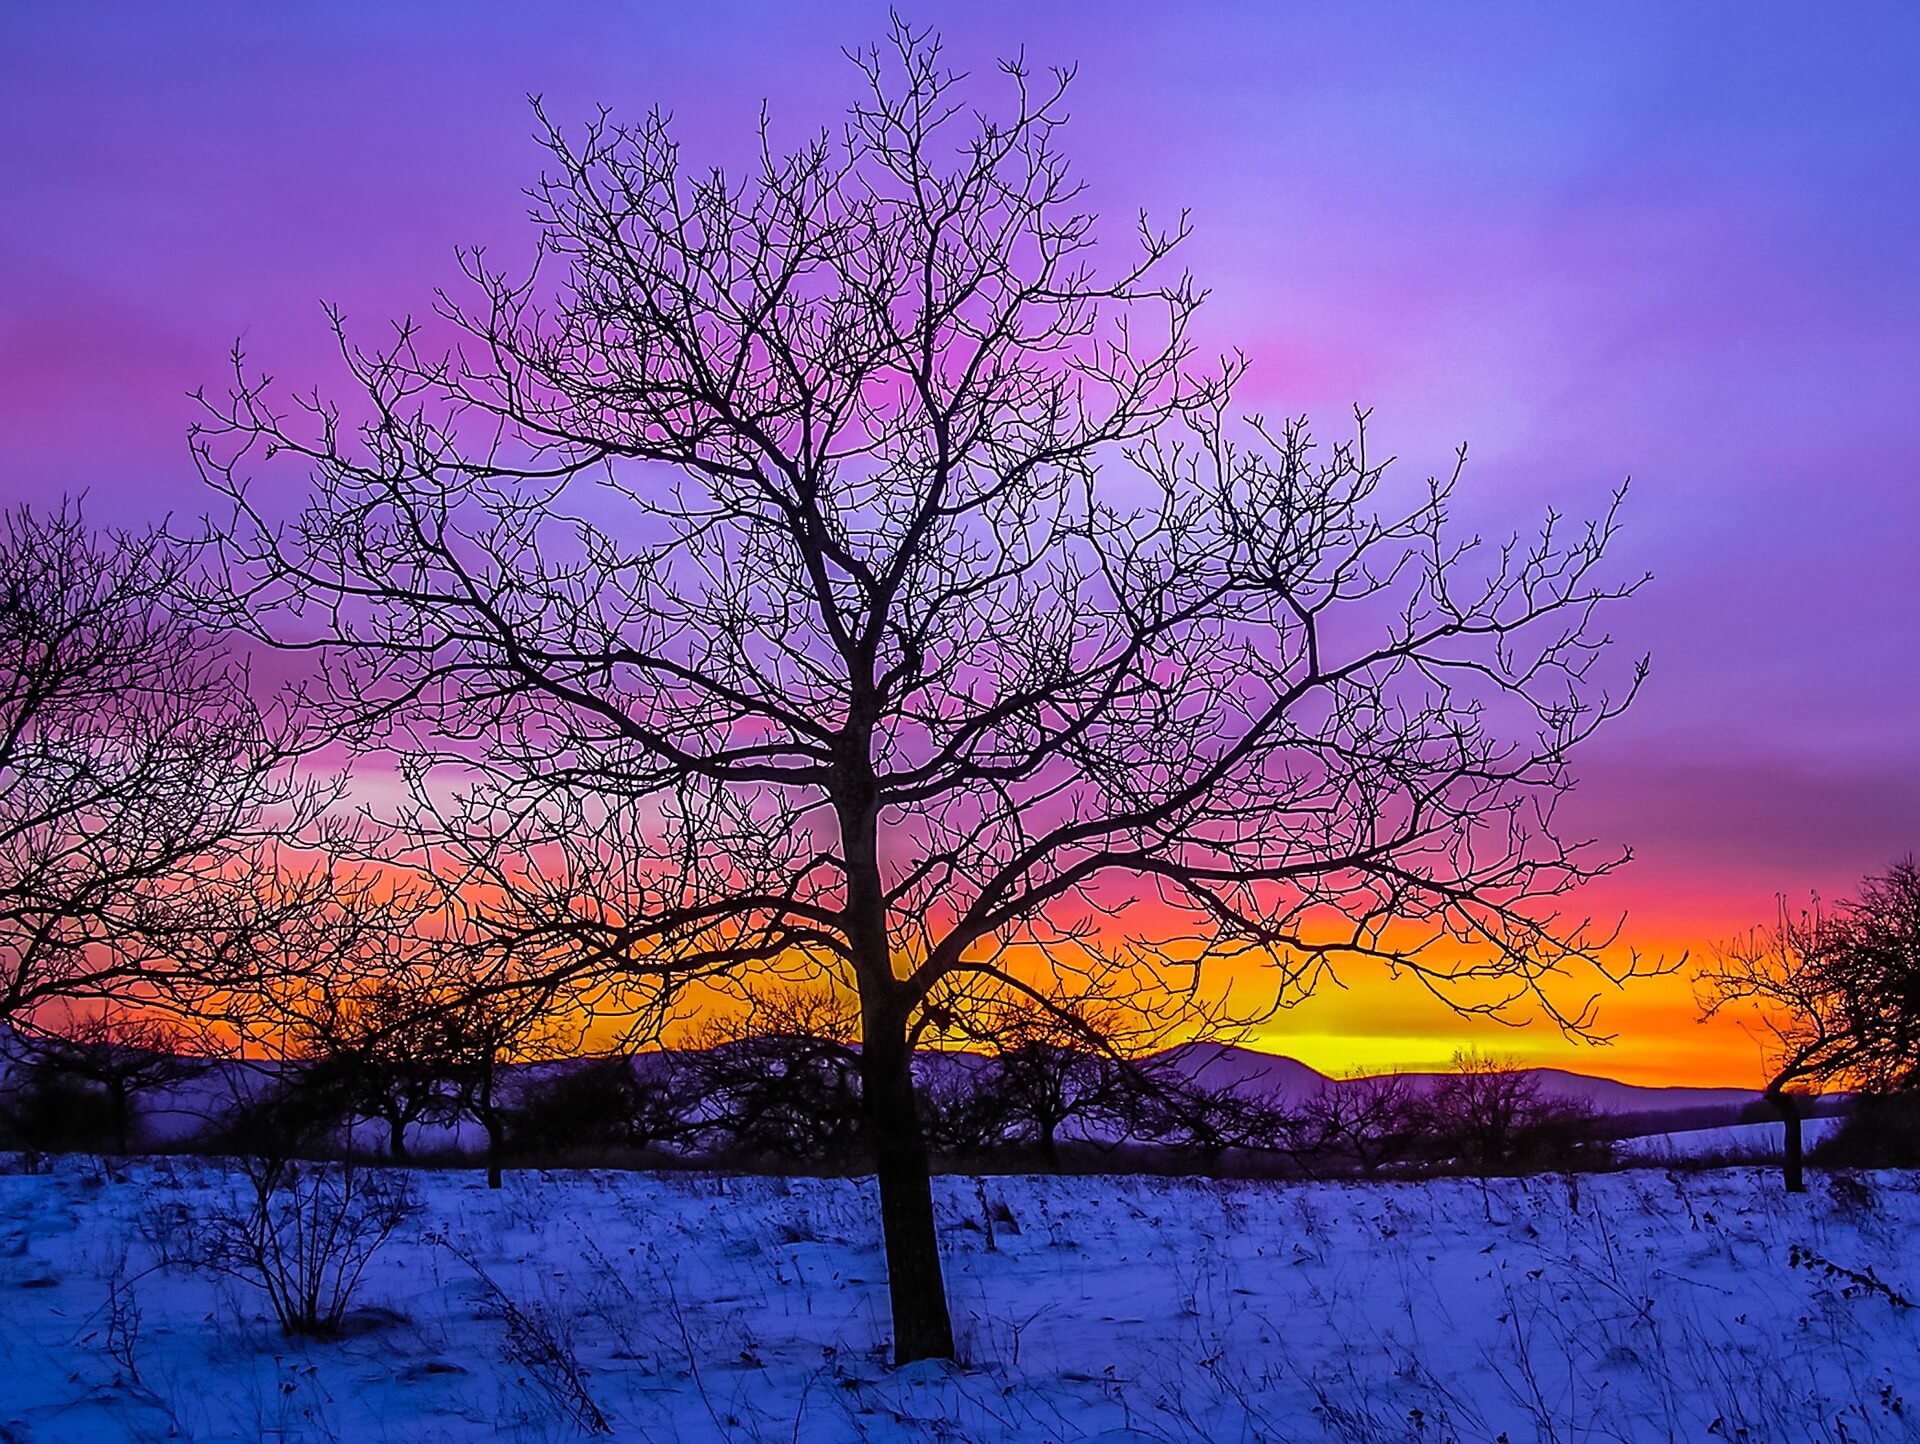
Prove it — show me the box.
[3,1155,1915,1442]
[1619,1115,1846,1162]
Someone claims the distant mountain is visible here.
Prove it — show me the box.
[1136,1041,1769,1129]
[1418,1067,1761,1115]
[1146,1041,1333,1106]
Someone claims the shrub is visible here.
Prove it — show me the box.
[1814,1092,1920,1169]
[507,1053,690,1159]
[1421,1051,1609,1174]
[191,1152,420,1336]
[203,1068,349,1160]
[0,1068,118,1152]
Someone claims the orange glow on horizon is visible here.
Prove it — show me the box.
[620,930,1779,1091]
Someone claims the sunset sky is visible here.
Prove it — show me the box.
[4,3,1915,1086]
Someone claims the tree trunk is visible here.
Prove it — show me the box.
[484,1121,503,1189]
[387,1110,408,1162]
[109,1084,131,1156]
[861,1032,955,1364]
[1771,1087,1806,1193]
[838,729,955,1365]
[480,1064,503,1189]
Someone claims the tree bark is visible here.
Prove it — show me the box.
[861,1031,955,1365]
[387,1110,409,1162]
[480,1063,503,1189]
[1770,1086,1806,1193]
[109,1083,131,1156]
[838,727,956,1365]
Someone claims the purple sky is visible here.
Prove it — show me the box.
[3,2,1915,1077]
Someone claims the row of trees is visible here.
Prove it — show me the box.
[3,996,1603,1181]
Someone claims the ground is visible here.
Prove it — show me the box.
[1,1155,1915,1443]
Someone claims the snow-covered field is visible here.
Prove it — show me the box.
[1618,1116,1845,1163]
[3,1157,1916,1443]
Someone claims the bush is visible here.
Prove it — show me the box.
[506,1054,689,1159]
[680,994,866,1164]
[1814,1092,1920,1168]
[203,1069,350,1160]
[918,1063,1006,1158]
[0,1069,118,1152]
[1420,1051,1609,1174]
[191,1152,420,1336]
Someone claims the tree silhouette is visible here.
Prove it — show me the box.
[434,960,572,1190]
[1296,1071,1424,1177]
[295,977,461,1162]
[1701,858,1920,1190]
[1835,859,1920,1091]
[684,988,866,1164]
[258,868,475,1162]
[962,992,1135,1170]
[0,502,314,1024]
[1424,1048,1599,1177]
[507,1050,693,1161]
[194,23,1647,1361]
[6,1004,207,1153]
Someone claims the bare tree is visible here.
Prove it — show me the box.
[1700,858,1920,1191]
[1129,1055,1297,1170]
[248,865,467,1161]
[683,987,867,1165]
[8,1004,208,1154]
[0,502,314,1024]
[1296,1070,1424,1177]
[507,1050,692,1161]
[915,1057,1005,1159]
[193,23,1648,1360]
[1701,904,1849,1192]
[959,993,1134,1170]
[946,982,1241,1169]
[295,977,461,1162]
[1831,859,1920,1092]
[438,969,570,1189]
[1424,1049,1600,1178]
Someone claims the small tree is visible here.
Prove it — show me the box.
[915,1059,1006,1159]
[1424,1049,1600,1176]
[960,993,1137,1170]
[1832,859,1920,1090]
[283,879,471,1165]
[438,974,567,1189]
[1132,1059,1296,1171]
[229,862,591,1186]
[1,1048,117,1152]
[507,1051,691,1162]
[12,1007,207,1154]
[685,989,866,1165]
[296,980,461,1161]
[1296,1071,1424,1177]
[1701,858,1920,1191]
